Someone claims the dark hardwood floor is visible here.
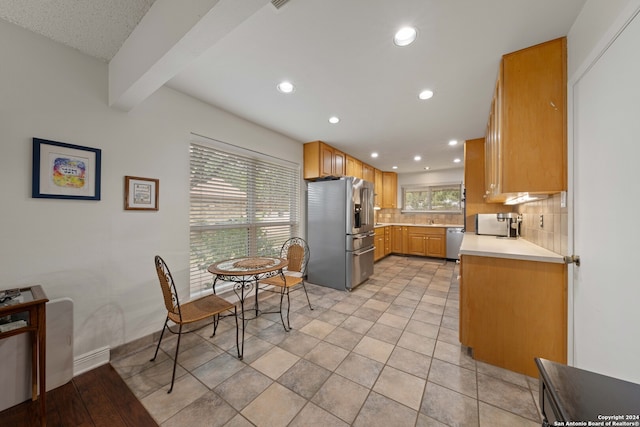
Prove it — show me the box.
[0,364,157,427]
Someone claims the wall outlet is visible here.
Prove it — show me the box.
[539,215,544,228]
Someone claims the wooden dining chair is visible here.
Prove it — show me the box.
[151,255,241,393]
[259,237,313,331]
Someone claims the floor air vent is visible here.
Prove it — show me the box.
[271,0,290,10]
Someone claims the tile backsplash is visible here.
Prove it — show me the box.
[375,209,464,226]
[516,193,568,255]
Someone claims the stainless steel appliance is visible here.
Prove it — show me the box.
[497,212,522,238]
[307,177,375,291]
[446,227,464,260]
[475,213,521,238]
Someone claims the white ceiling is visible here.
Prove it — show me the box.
[0,0,586,173]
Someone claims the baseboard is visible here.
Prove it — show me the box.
[74,346,110,376]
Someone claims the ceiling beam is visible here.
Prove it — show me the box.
[108,0,268,112]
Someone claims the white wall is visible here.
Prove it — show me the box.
[0,20,303,367]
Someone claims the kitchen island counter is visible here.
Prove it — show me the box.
[460,233,564,263]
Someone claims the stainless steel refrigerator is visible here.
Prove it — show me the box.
[307,177,375,291]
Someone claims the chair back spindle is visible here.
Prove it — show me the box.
[155,256,181,320]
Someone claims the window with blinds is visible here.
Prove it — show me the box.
[189,140,300,296]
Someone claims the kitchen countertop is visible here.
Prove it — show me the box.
[459,233,564,264]
[373,223,464,229]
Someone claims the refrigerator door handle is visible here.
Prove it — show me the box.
[354,247,375,256]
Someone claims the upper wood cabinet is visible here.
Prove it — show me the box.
[485,37,567,203]
[346,155,363,179]
[362,163,375,183]
[374,168,383,206]
[304,141,346,179]
[381,172,397,209]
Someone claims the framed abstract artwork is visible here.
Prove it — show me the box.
[32,138,101,200]
[124,176,159,211]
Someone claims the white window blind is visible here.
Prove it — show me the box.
[189,139,300,296]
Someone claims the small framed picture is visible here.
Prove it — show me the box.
[32,138,101,200]
[124,176,159,211]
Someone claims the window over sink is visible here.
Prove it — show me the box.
[401,183,462,213]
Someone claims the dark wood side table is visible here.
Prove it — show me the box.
[536,357,640,426]
[0,285,48,426]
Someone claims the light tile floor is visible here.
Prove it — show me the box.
[111,255,543,427]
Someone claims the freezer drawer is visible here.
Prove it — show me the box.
[346,246,374,290]
[346,232,375,251]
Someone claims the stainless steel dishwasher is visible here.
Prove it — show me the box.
[446,227,464,260]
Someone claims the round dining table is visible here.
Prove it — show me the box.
[208,256,288,352]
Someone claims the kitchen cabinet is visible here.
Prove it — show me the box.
[464,138,513,232]
[484,37,567,203]
[374,227,386,261]
[374,169,383,207]
[459,254,567,377]
[391,226,404,253]
[303,140,345,179]
[404,227,445,258]
[346,155,363,179]
[362,163,374,183]
[384,226,391,256]
[381,172,397,208]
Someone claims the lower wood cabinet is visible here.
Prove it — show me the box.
[459,255,567,377]
[391,226,404,253]
[404,227,445,258]
[384,226,391,256]
[374,227,386,261]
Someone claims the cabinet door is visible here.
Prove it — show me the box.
[362,163,375,183]
[346,155,362,178]
[391,226,403,253]
[374,232,385,261]
[384,227,391,255]
[382,172,397,208]
[333,149,346,177]
[320,143,334,177]
[426,236,445,258]
[374,169,383,206]
[406,231,427,256]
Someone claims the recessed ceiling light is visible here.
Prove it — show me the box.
[424,166,430,170]
[418,90,434,100]
[453,158,461,163]
[277,81,295,93]
[392,166,398,170]
[371,152,379,158]
[394,26,417,47]
[414,155,421,161]
[328,116,340,124]
[449,139,458,146]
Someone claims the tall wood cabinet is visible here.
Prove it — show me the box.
[484,37,567,203]
[464,138,513,232]
[381,172,397,208]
